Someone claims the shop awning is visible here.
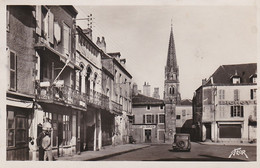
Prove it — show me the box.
[7,98,33,108]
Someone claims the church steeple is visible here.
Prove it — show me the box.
[166,22,177,69]
[165,23,179,82]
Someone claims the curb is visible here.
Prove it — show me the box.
[197,142,256,147]
[86,145,150,161]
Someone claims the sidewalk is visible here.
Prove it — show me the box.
[56,144,150,161]
[198,141,257,146]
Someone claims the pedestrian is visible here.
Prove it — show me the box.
[42,120,53,161]
[36,124,45,161]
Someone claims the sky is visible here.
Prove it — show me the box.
[75,4,257,99]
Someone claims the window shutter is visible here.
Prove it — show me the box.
[48,11,54,44]
[35,6,42,36]
[156,114,158,124]
[6,6,10,31]
[143,115,145,124]
[152,115,154,123]
[241,106,244,117]
[250,89,253,100]
[231,106,233,117]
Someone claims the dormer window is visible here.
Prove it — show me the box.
[250,74,257,84]
[230,70,240,84]
[232,77,240,84]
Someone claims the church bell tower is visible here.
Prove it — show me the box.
[164,22,181,142]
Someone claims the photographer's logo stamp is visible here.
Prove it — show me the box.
[229,148,248,159]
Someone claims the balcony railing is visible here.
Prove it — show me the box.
[36,81,109,110]
[111,100,123,114]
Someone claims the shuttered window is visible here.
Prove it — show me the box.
[9,50,17,91]
[35,6,42,35]
[48,11,54,44]
[234,89,240,101]
[63,23,71,56]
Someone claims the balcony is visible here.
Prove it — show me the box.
[111,101,123,115]
[35,81,109,110]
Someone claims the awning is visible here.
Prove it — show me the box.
[6,98,33,108]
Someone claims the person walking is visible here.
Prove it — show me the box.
[36,124,45,161]
[42,121,53,161]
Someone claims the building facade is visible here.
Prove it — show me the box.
[176,99,193,133]
[131,84,165,143]
[6,5,133,161]
[193,63,257,143]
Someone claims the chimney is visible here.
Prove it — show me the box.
[202,78,207,85]
[132,83,138,96]
[96,36,106,53]
[153,87,160,99]
[83,28,92,40]
[143,82,151,97]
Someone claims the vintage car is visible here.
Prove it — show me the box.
[172,133,191,151]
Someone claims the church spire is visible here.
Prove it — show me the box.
[166,22,177,69]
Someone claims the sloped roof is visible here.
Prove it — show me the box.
[132,94,164,106]
[180,99,192,106]
[205,63,257,85]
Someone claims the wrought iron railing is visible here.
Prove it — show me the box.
[111,100,123,114]
[36,81,109,110]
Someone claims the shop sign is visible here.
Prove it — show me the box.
[219,100,256,105]
[132,125,156,128]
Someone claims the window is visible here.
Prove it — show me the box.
[7,111,15,147]
[63,23,71,56]
[160,105,164,110]
[9,50,17,91]
[6,110,28,147]
[232,77,240,84]
[176,115,181,120]
[6,6,9,31]
[231,106,244,117]
[146,114,152,123]
[219,89,225,100]
[250,89,257,100]
[146,105,151,110]
[63,115,71,146]
[252,77,257,84]
[159,114,165,123]
[182,110,186,116]
[234,89,240,101]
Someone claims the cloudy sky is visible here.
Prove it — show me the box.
[75,3,257,99]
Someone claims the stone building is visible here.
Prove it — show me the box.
[193,63,257,143]
[101,51,132,145]
[6,5,36,160]
[131,84,165,143]
[176,99,193,133]
[164,24,181,143]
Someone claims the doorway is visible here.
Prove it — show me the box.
[205,123,211,140]
[144,129,152,143]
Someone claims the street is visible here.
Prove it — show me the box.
[99,142,256,161]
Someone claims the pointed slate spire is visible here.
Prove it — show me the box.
[166,22,177,70]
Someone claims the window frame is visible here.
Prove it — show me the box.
[230,105,244,117]
[8,49,17,91]
[158,114,165,124]
[63,22,71,56]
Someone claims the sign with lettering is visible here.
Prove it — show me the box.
[219,100,256,105]
[132,125,156,129]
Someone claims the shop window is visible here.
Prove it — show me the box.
[231,106,244,117]
[6,110,27,147]
[176,115,181,120]
[9,50,17,91]
[182,110,186,116]
[159,114,165,123]
[63,115,71,146]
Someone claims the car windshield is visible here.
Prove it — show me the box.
[176,135,189,140]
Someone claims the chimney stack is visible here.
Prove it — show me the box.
[96,36,106,53]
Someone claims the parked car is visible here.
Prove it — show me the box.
[172,133,191,152]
